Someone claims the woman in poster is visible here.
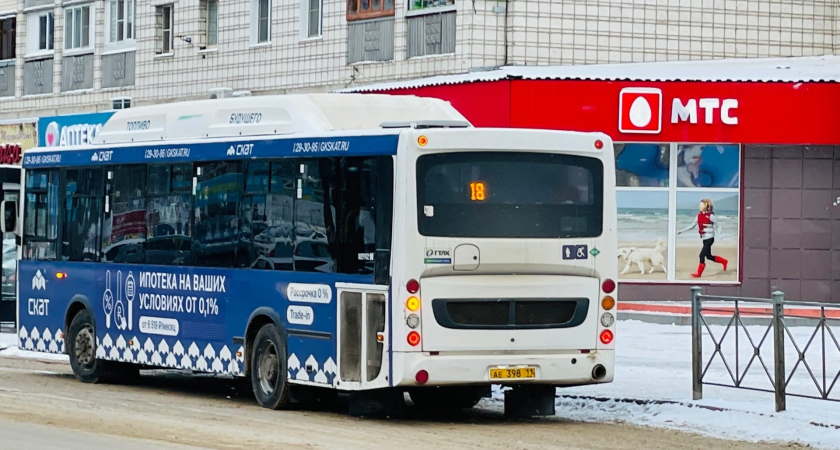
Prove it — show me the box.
[678,198,728,278]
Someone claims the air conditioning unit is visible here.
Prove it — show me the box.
[208,87,233,99]
[232,90,252,97]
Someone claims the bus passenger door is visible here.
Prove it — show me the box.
[335,284,389,391]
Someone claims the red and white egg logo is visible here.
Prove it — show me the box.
[618,88,662,134]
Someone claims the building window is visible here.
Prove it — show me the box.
[347,0,394,21]
[26,12,54,54]
[155,5,173,54]
[64,5,92,51]
[108,0,135,44]
[0,18,15,60]
[409,0,454,10]
[111,97,131,109]
[615,143,741,284]
[251,0,270,44]
[301,0,321,38]
[205,0,218,46]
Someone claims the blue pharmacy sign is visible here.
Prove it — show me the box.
[38,111,115,148]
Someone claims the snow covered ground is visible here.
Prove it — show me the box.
[2,320,839,448]
[0,331,67,361]
[491,320,840,449]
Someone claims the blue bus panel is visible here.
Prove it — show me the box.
[18,260,373,386]
[22,134,400,169]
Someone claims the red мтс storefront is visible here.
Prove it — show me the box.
[345,56,840,302]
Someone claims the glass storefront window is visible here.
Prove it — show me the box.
[616,143,740,283]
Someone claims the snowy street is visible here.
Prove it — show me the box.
[2,320,839,449]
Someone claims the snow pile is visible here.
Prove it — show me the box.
[0,332,68,361]
[0,332,15,350]
[489,320,840,449]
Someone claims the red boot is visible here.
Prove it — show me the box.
[691,263,705,278]
[715,256,728,272]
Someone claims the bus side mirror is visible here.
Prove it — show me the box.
[0,200,15,235]
[374,250,390,285]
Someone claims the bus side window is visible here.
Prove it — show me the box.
[61,168,104,262]
[335,157,381,275]
[23,170,59,261]
[102,165,147,264]
[193,161,242,268]
[241,161,296,271]
[146,163,194,266]
[294,159,337,273]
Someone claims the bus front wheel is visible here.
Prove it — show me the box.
[67,309,121,384]
[250,324,291,409]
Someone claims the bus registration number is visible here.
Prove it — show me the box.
[489,367,536,380]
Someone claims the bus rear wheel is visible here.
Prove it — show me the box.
[409,386,484,411]
[250,324,291,410]
[67,309,113,383]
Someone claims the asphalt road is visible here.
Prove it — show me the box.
[0,356,795,450]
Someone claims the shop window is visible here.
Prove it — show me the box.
[616,143,740,284]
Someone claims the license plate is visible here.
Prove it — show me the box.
[489,367,536,380]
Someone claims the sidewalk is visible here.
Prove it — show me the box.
[618,301,840,327]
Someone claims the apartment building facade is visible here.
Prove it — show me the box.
[0,0,835,119]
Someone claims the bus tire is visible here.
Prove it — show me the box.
[67,309,114,384]
[250,324,291,410]
[409,386,484,411]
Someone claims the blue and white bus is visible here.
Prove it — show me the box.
[13,94,617,415]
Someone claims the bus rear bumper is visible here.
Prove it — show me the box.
[391,350,614,387]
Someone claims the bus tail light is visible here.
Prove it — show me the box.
[601,296,615,311]
[594,139,604,150]
[600,329,614,345]
[600,312,615,327]
[406,296,420,312]
[406,279,420,294]
[602,279,615,294]
[407,331,421,346]
[406,314,420,329]
[415,370,429,384]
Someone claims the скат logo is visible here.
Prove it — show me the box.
[32,270,46,290]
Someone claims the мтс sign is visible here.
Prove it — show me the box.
[618,88,662,134]
[671,98,739,125]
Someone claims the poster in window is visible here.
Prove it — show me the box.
[675,191,739,282]
[676,144,740,188]
[617,190,669,281]
[614,144,670,187]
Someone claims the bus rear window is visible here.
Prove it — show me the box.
[416,152,603,238]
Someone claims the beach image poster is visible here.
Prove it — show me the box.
[617,191,669,281]
[675,191,739,282]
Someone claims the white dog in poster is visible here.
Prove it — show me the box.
[618,238,667,276]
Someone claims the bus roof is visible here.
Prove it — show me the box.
[92,93,470,145]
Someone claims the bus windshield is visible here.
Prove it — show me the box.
[416,152,604,239]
